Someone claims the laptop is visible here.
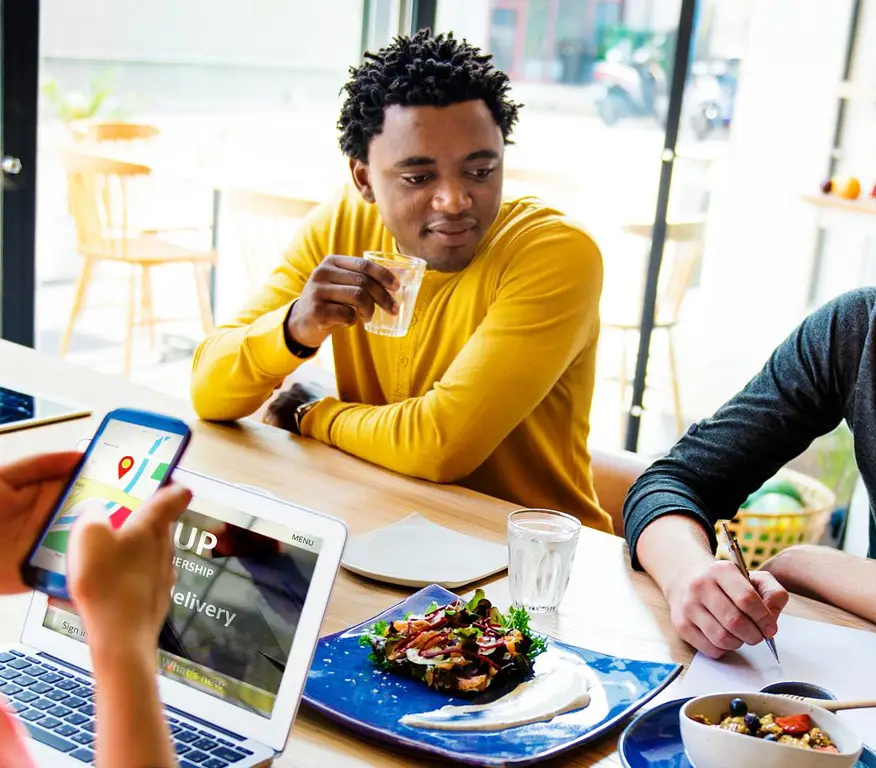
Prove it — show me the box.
[1,468,347,767]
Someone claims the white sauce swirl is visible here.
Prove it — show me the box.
[400,653,593,731]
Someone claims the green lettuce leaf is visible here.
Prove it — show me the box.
[455,626,483,645]
[359,619,394,670]
[465,589,487,613]
[503,605,547,660]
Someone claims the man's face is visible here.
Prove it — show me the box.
[350,100,504,272]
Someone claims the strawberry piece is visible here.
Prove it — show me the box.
[775,714,812,735]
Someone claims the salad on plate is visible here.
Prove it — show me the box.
[359,589,546,694]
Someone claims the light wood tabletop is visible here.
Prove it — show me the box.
[1,340,873,767]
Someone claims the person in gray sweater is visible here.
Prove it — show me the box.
[624,288,876,659]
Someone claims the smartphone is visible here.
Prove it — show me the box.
[21,408,192,599]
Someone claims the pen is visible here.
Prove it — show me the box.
[720,521,780,664]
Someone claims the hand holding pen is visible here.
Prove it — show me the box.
[721,522,781,664]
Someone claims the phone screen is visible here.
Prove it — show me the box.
[28,417,186,580]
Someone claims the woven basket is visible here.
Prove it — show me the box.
[716,468,835,570]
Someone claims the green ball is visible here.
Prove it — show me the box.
[758,477,805,505]
[741,477,804,509]
[746,492,804,514]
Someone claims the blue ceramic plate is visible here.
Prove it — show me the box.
[618,697,876,768]
[303,584,682,767]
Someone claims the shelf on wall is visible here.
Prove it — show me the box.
[803,193,876,217]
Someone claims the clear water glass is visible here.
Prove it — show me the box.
[508,508,581,614]
[363,251,427,337]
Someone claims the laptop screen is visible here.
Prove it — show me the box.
[41,494,322,719]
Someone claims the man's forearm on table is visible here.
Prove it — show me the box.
[302,395,488,483]
[762,545,876,623]
[192,305,305,421]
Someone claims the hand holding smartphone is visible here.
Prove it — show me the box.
[20,408,192,599]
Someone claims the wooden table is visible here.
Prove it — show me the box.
[1,341,873,767]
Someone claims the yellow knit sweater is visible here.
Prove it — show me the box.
[192,186,609,532]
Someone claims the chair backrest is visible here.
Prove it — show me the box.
[621,218,706,326]
[62,148,152,261]
[503,166,580,190]
[224,188,332,372]
[71,121,160,144]
[225,188,319,288]
[590,447,650,537]
[657,220,706,324]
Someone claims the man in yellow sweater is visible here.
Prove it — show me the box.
[191,31,609,532]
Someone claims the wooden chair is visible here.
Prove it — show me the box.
[69,120,211,237]
[225,188,318,289]
[602,219,707,437]
[590,447,650,537]
[70,121,160,145]
[59,148,217,378]
[224,188,334,375]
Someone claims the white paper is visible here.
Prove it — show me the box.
[680,614,876,740]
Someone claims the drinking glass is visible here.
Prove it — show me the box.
[363,251,426,337]
[508,508,581,613]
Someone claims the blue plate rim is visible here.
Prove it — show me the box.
[617,696,876,768]
[617,696,692,768]
[303,585,684,768]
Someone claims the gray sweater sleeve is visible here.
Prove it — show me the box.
[623,288,876,569]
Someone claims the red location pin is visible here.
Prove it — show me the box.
[118,456,134,479]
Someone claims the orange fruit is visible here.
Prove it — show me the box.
[838,176,862,200]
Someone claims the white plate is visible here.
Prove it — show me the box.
[341,513,508,588]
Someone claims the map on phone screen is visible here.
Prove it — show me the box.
[30,418,184,575]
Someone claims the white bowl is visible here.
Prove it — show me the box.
[680,692,863,768]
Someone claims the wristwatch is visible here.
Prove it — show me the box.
[291,399,321,436]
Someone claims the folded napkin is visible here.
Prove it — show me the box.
[341,513,507,588]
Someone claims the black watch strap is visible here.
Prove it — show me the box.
[283,302,319,359]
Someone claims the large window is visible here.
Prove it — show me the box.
[663,0,869,437]
[34,0,379,391]
[437,0,873,457]
[7,0,873,462]
[438,0,690,453]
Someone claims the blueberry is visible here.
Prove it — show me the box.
[729,698,748,717]
[744,713,760,733]
[763,734,778,742]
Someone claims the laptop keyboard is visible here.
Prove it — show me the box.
[0,651,254,767]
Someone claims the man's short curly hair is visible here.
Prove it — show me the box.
[338,29,521,162]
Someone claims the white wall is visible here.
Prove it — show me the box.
[700,0,853,329]
[849,0,876,90]
[40,0,364,70]
[838,0,876,179]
